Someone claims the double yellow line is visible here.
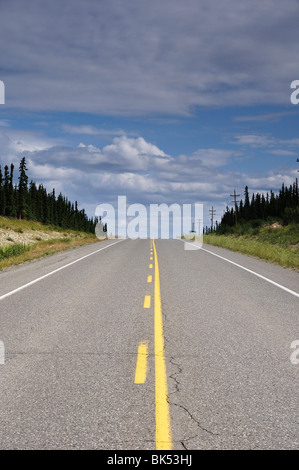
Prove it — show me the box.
[134,239,172,450]
[153,239,172,450]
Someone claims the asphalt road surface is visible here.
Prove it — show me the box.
[0,238,298,450]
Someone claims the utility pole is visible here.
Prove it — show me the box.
[209,206,216,232]
[230,189,240,234]
[297,157,299,171]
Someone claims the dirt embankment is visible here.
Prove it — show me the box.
[0,227,72,247]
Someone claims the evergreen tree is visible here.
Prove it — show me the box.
[4,165,10,216]
[8,163,17,217]
[18,157,28,219]
[218,178,299,231]
[244,185,250,219]
[0,156,97,233]
[0,165,5,216]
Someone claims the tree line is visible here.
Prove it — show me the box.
[212,178,299,234]
[0,157,97,233]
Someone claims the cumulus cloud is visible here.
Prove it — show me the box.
[1,129,296,226]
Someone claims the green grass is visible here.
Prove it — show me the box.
[0,216,100,269]
[0,236,99,270]
[203,223,299,271]
[0,243,30,260]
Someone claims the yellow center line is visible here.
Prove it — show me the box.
[147,275,152,283]
[143,295,151,308]
[152,238,172,450]
[149,264,153,269]
[134,341,148,384]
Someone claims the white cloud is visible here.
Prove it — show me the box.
[99,136,171,170]
[0,128,296,226]
[268,149,297,156]
[246,172,297,190]
[233,134,299,152]
[188,149,240,167]
[233,134,277,148]
[62,124,128,137]
[0,120,10,127]
[0,128,63,157]
[103,136,168,158]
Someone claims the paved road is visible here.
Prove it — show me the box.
[0,238,298,449]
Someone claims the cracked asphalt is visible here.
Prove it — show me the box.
[158,239,298,450]
[0,238,298,449]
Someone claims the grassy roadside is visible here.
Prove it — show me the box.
[0,216,100,270]
[203,223,299,271]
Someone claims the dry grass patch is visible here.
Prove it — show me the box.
[0,236,99,270]
[0,216,101,270]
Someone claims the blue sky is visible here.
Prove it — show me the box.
[0,0,298,229]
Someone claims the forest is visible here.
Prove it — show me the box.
[0,157,97,233]
[212,178,299,234]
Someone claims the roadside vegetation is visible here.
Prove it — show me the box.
[0,157,107,269]
[202,179,299,271]
[0,216,99,270]
[203,223,299,270]
[0,157,102,233]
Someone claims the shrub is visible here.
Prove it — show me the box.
[0,243,29,260]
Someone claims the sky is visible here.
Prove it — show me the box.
[0,0,299,232]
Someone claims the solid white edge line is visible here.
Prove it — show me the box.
[0,239,125,301]
[178,238,299,299]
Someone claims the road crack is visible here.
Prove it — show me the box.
[168,355,219,448]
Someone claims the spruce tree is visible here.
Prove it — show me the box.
[8,163,17,217]
[4,165,10,216]
[18,157,28,219]
[0,165,5,216]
